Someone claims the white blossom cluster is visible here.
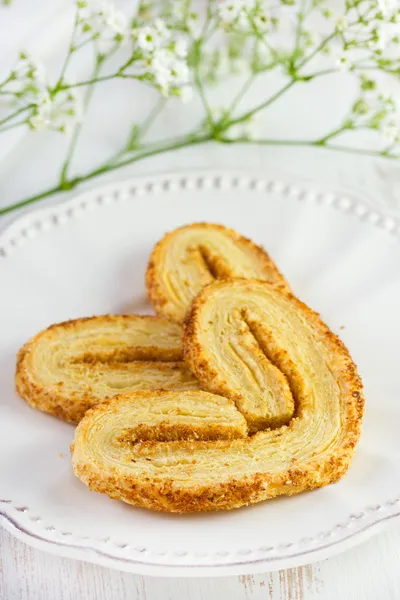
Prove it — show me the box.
[132,18,191,99]
[218,0,270,33]
[0,0,193,134]
[350,75,400,143]
[76,0,130,53]
[28,90,82,134]
[1,0,400,148]
[0,53,81,134]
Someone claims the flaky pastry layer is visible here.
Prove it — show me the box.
[16,314,199,423]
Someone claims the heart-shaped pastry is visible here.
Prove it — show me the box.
[71,280,364,512]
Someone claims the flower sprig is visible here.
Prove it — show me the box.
[1,0,400,216]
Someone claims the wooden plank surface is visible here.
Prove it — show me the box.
[1,526,400,599]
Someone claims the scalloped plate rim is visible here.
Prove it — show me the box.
[1,506,400,577]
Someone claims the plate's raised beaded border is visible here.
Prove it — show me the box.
[1,496,400,566]
[1,172,400,568]
[1,174,400,257]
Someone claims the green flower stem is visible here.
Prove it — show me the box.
[0,184,65,216]
[59,57,103,185]
[55,10,79,90]
[0,119,30,133]
[0,104,32,131]
[296,31,337,70]
[60,71,150,91]
[60,73,118,90]
[299,67,338,80]
[316,125,348,145]
[0,133,212,216]
[2,130,398,217]
[225,136,400,158]
[226,73,255,118]
[248,17,280,62]
[111,98,167,162]
[226,79,296,128]
[71,38,94,53]
[138,97,167,142]
[193,40,214,130]
[317,144,400,159]
[224,63,343,132]
[219,136,316,146]
[291,0,306,69]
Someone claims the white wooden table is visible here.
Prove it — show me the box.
[2,526,400,599]
[1,2,400,598]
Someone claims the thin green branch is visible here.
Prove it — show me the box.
[112,97,167,162]
[55,10,79,90]
[193,40,214,129]
[225,63,343,132]
[0,184,64,216]
[60,73,117,89]
[316,125,348,144]
[0,118,29,132]
[88,133,211,177]
[227,72,255,117]
[71,38,93,53]
[220,135,400,158]
[219,136,316,146]
[0,133,212,216]
[292,0,307,68]
[227,79,296,127]
[59,57,102,184]
[59,71,147,91]
[0,104,32,130]
[297,31,337,70]
[300,67,338,80]
[2,129,398,217]
[138,97,167,141]
[247,13,280,62]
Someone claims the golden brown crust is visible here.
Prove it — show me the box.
[146,222,289,323]
[71,280,364,512]
[16,314,200,423]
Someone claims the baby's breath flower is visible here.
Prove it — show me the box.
[378,0,398,17]
[132,15,190,98]
[134,20,170,55]
[162,0,187,22]
[3,52,46,100]
[218,0,271,33]
[28,90,82,135]
[137,26,161,52]
[77,0,129,52]
[252,11,269,32]
[150,48,189,94]
[335,17,348,32]
[154,17,170,39]
[174,37,188,59]
[348,78,400,145]
[336,51,350,71]
[218,1,249,26]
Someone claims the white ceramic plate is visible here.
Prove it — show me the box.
[1,171,400,577]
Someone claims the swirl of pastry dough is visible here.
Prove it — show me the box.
[146,223,288,323]
[16,315,199,424]
[71,281,364,513]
